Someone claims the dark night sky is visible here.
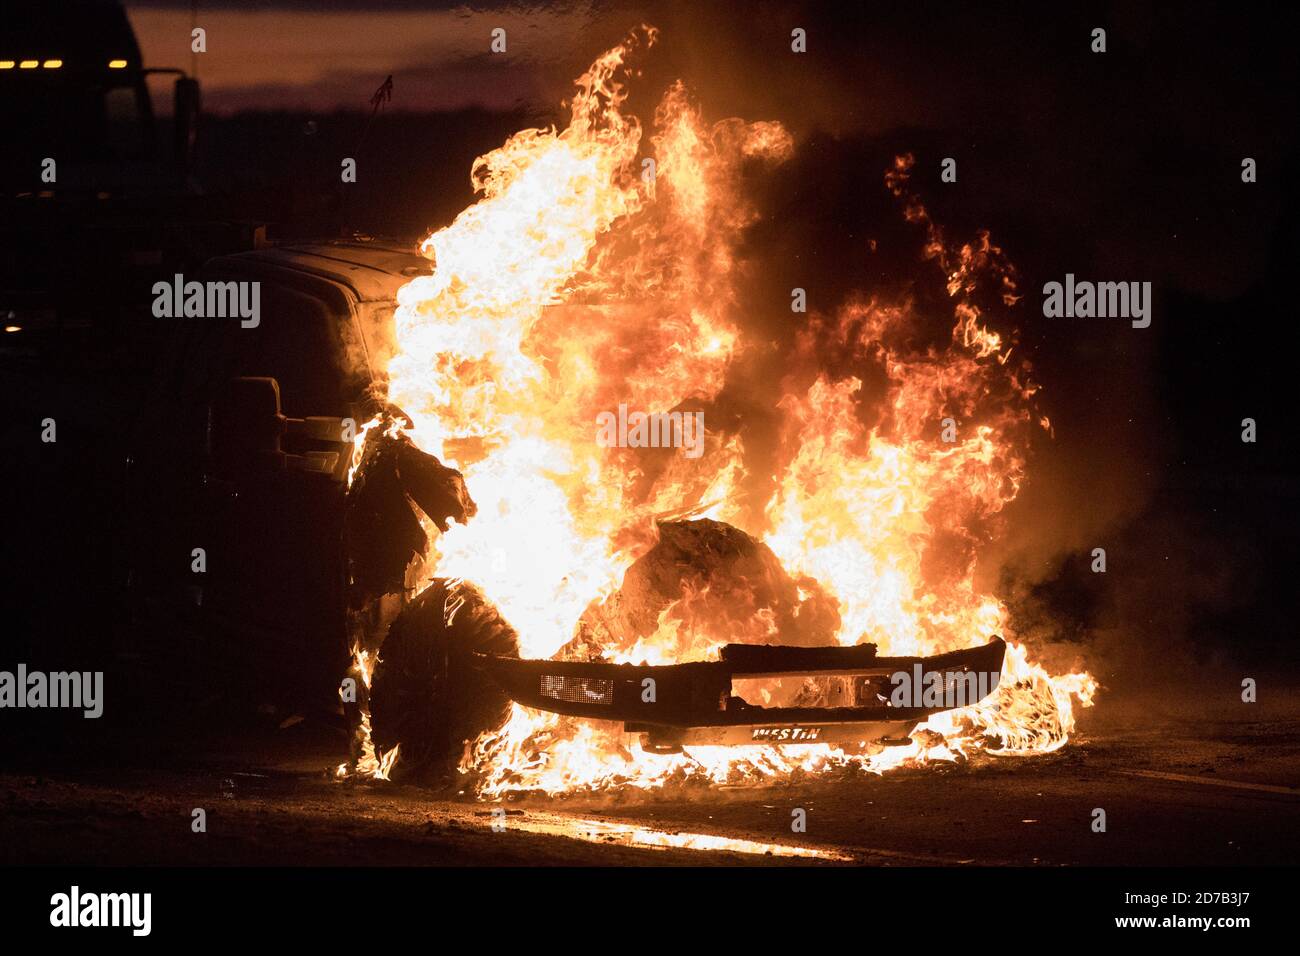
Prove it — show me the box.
[122,2,1296,295]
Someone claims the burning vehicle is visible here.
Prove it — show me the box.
[98,21,1095,796]
[329,26,1098,796]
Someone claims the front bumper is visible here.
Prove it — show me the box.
[477,637,1006,752]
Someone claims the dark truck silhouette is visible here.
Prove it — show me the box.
[0,2,417,718]
[2,0,204,352]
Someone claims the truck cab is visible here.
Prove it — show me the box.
[3,0,203,348]
[126,240,425,709]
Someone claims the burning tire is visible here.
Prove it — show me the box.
[369,579,519,780]
[565,518,841,659]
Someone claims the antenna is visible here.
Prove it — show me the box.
[337,74,394,237]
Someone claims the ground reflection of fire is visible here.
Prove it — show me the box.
[343,25,1096,795]
[488,812,853,861]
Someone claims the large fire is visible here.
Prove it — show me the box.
[345,26,1096,795]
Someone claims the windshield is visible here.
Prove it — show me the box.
[0,75,154,188]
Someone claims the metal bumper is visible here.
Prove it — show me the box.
[476,636,1006,752]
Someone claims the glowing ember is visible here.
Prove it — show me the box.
[350,25,1096,794]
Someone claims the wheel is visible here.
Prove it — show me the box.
[369,579,519,780]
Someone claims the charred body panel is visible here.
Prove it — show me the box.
[479,636,1005,752]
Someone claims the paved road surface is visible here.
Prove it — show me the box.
[3,698,1296,866]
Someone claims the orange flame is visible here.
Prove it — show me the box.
[336,646,400,781]
[364,27,1095,794]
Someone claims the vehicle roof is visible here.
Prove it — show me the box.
[210,239,431,304]
[6,1,141,66]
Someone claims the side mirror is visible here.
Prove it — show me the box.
[173,77,201,175]
[210,376,286,478]
[209,376,353,481]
